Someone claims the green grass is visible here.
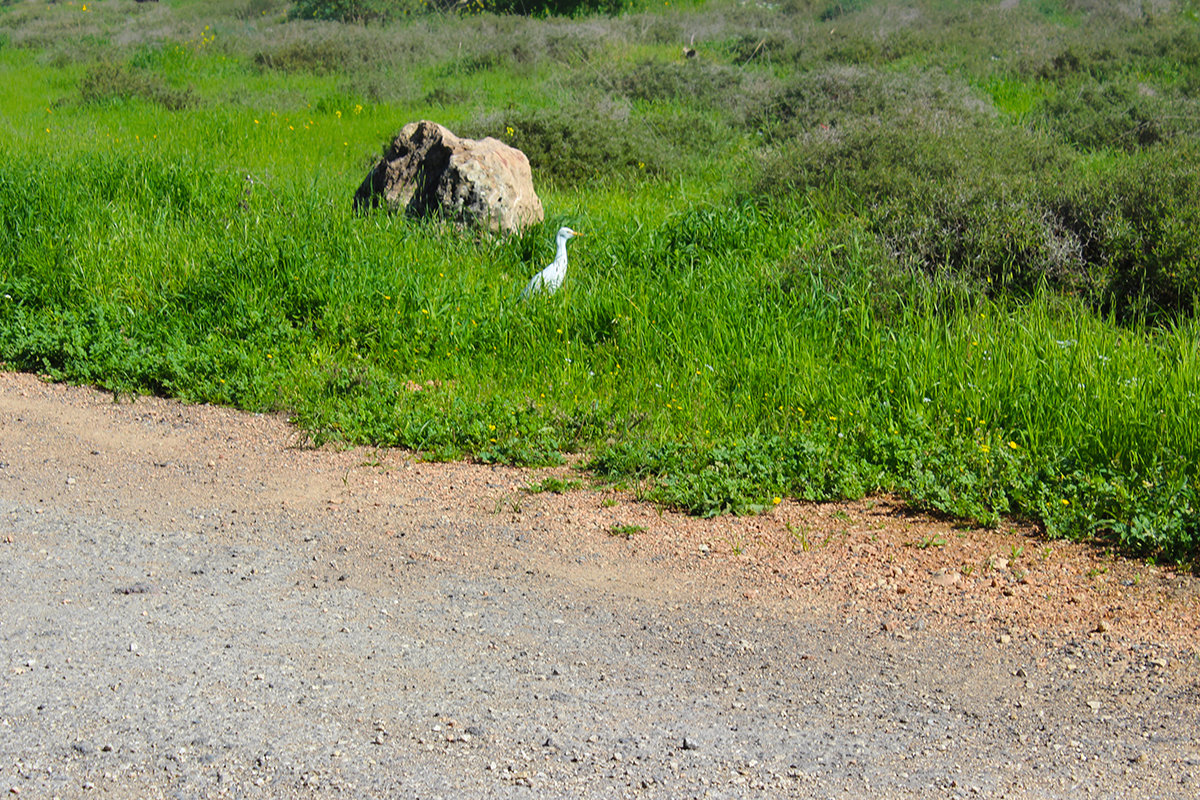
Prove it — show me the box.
[1,0,1198,563]
[609,523,646,539]
[527,477,584,494]
[979,76,1049,119]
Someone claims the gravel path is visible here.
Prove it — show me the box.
[2,372,1198,799]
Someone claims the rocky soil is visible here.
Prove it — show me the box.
[1,371,1198,799]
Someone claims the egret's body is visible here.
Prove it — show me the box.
[521,227,581,298]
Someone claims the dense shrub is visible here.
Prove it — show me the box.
[890,139,1200,319]
[291,0,636,19]
[252,38,356,73]
[752,67,988,141]
[437,39,538,77]
[615,60,745,105]
[469,99,700,181]
[818,0,867,22]
[234,0,286,20]
[1038,78,1180,151]
[482,107,642,180]
[886,175,1090,298]
[1060,143,1200,320]
[754,103,1200,320]
[721,32,800,65]
[289,0,415,23]
[78,62,198,110]
[482,0,638,14]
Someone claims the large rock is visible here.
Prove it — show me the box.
[353,120,543,234]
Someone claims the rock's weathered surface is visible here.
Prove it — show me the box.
[353,119,543,233]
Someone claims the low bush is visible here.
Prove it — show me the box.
[78,62,198,110]
[615,60,745,106]
[482,0,639,14]
[437,39,538,77]
[818,0,867,22]
[252,38,356,73]
[721,31,800,66]
[289,0,416,23]
[234,0,287,20]
[290,0,636,19]
[1038,78,1181,151]
[752,66,987,141]
[752,71,1200,321]
[1058,143,1200,320]
[469,99,692,180]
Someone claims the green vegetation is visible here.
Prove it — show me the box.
[914,535,948,550]
[1,0,1198,563]
[290,0,639,23]
[609,523,646,539]
[526,476,583,493]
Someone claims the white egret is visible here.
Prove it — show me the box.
[520,226,582,299]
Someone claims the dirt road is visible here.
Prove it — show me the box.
[1,371,1198,798]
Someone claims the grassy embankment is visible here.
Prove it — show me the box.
[0,0,1198,561]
